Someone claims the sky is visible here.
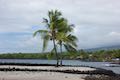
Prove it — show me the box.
[0,0,120,53]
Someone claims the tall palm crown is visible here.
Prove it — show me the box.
[34,10,78,66]
[34,10,64,66]
[56,18,78,51]
[56,19,78,66]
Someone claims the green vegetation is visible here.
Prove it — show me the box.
[0,49,119,62]
[0,53,47,59]
[55,14,78,66]
[34,10,61,66]
[33,10,77,66]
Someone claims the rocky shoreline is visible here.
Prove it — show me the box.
[0,63,118,76]
[0,63,119,80]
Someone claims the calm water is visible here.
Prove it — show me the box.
[0,59,120,74]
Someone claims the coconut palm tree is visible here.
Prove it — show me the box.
[56,19,78,66]
[57,33,78,66]
[33,10,64,67]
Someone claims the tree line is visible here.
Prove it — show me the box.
[0,49,119,62]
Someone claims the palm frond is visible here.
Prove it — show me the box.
[64,43,77,52]
[43,18,50,29]
[67,34,78,41]
[33,30,48,37]
[33,30,50,51]
[43,18,48,23]
[43,34,50,51]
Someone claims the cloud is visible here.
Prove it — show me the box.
[109,32,120,36]
[0,0,120,52]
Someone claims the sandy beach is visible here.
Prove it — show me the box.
[0,71,86,80]
[0,65,119,80]
[0,65,96,80]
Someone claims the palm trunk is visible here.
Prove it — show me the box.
[52,32,59,67]
[60,41,63,66]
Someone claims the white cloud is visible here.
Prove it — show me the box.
[0,0,120,52]
[109,32,120,36]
